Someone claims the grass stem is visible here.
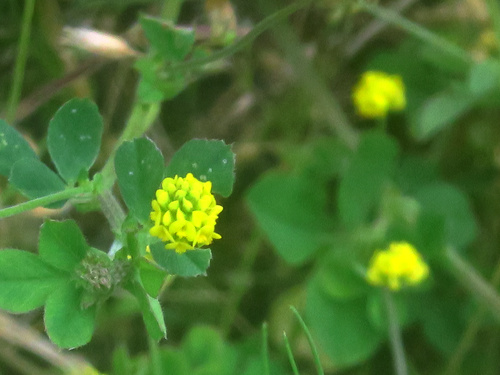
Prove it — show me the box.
[283,331,301,375]
[359,1,472,67]
[290,306,324,375]
[445,246,500,322]
[262,323,270,375]
[6,0,36,123]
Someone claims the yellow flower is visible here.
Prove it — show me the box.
[149,173,223,254]
[352,71,406,119]
[366,242,429,291]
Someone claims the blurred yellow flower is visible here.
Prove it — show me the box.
[366,242,429,291]
[352,71,406,119]
[67,365,106,375]
[150,173,223,254]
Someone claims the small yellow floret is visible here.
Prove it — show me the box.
[366,242,429,291]
[149,173,223,254]
[352,71,406,119]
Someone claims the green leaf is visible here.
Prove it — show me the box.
[182,326,237,374]
[166,139,235,197]
[135,57,187,103]
[139,258,167,297]
[9,158,67,208]
[246,172,333,264]
[415,183,477,250]
[128,276,167,341]
[39,220,89,273]
[158,351,190,375]
[418,292,467,354]
[140,16,195,61]
[306,277,382,368]
[47,98,103,184]
[414,212,446,259]
[410,84,476,140]
[0,249,67,313]
[338,131,398,228]
[44,283,97,348]
[150,243,212,277]
[137,77,167,104]
[317,251,370,300]
[115,138,165,224]
[468,59,500,96]
[0,119,37,177]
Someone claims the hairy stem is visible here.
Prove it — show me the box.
[0,185,92,220]
[98,189,126,235]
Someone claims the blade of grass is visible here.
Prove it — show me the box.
[383,289,408,375]
[167,0,313,74]
[283,331,301,375]
[260,0,359,150]
[444,254,500,375]
[6,0,36,123]
[358,1,472,67]
[445,246,500,322]
[262,323,270,375]
[290,306,324,375]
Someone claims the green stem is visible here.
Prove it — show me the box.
[261,323,270,375]
[148,336,162,375]
[98,189,126,235]
[100,102,161,189]
[283,331,301,375]
[162,0,184,22]
[383,289,408,375]
[0,185,92,220]
[290,306,324,375]
[167,0,313,74]
[445,246,500,322]
[6,0,36,123]
[485,0,500,50]
[359,1,472,67]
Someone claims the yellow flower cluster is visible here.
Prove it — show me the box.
[352,71,406,119]
[366,242,429,291]
[150,173,223,254]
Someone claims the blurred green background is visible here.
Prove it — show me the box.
[1,0,500,374]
